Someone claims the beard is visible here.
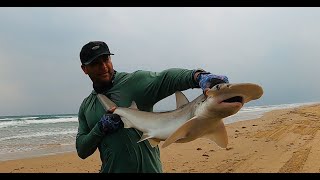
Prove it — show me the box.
[92,71,116,93]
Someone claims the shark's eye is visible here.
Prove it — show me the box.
[215,84,220,90]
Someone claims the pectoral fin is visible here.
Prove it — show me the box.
[162,117,228,149]
[162,116,199,148]
[203,120,228,148]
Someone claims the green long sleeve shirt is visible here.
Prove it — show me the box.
[76,68,199,173]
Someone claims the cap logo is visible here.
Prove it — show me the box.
[92,45,100,50]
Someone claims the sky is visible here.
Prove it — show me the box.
[0,7,320,116]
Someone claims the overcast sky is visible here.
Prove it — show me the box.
[0,7,319,116]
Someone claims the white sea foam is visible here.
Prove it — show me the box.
[0,129,77,141]
[0,117,78,128]
[225,101,319,124]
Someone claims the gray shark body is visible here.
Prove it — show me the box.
[97,83,263,148]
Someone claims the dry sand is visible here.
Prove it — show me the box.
[1,104,320,173]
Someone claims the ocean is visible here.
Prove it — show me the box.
[0,101,319,162]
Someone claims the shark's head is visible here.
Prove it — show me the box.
[194,83,263,119]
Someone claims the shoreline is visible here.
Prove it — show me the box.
[0,145,75,162]
[1,103,319,173]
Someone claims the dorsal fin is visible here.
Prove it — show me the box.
[129,101,138,109]
[136,133,161,148]
[137,133,153,143]
[175,91,189,109]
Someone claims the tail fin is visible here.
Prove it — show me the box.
[97,94,118,112]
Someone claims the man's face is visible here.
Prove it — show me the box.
[81,55,114,85]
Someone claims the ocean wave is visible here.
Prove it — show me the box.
[0,117,78,128]
[0,129,77,141]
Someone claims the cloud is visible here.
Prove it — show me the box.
[0,7,320,115]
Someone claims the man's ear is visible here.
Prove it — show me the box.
[81,65,88,74]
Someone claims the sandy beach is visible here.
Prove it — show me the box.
[1,104,320,173]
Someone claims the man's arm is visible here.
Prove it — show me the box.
[76,100,123,159]
[130,68,229,107]
[131,68,198,105]
[75,101,104,159]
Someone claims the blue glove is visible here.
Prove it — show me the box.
[197,72,229,92]
[98,113,123,135]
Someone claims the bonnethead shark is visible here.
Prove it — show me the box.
[97,83,263,149]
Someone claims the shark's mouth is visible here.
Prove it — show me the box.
[221,96,243,104]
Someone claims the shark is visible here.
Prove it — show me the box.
[97,83,263,149]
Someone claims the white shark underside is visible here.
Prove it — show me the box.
[97,83,263,148]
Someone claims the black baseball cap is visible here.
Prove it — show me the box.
[80,41,114,65]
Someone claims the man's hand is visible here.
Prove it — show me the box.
[98,107,123,135]
[197,72,229,94]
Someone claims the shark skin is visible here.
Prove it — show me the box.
[97,83,263,148]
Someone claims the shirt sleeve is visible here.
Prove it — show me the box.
[75,99,105,159]
[130,68,199,108]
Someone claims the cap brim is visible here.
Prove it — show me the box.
[83,53,114,65]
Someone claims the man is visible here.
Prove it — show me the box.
[76,41,229,173]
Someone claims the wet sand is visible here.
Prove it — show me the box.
[1,104,320,173]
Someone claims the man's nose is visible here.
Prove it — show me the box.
[100,61,108,70]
